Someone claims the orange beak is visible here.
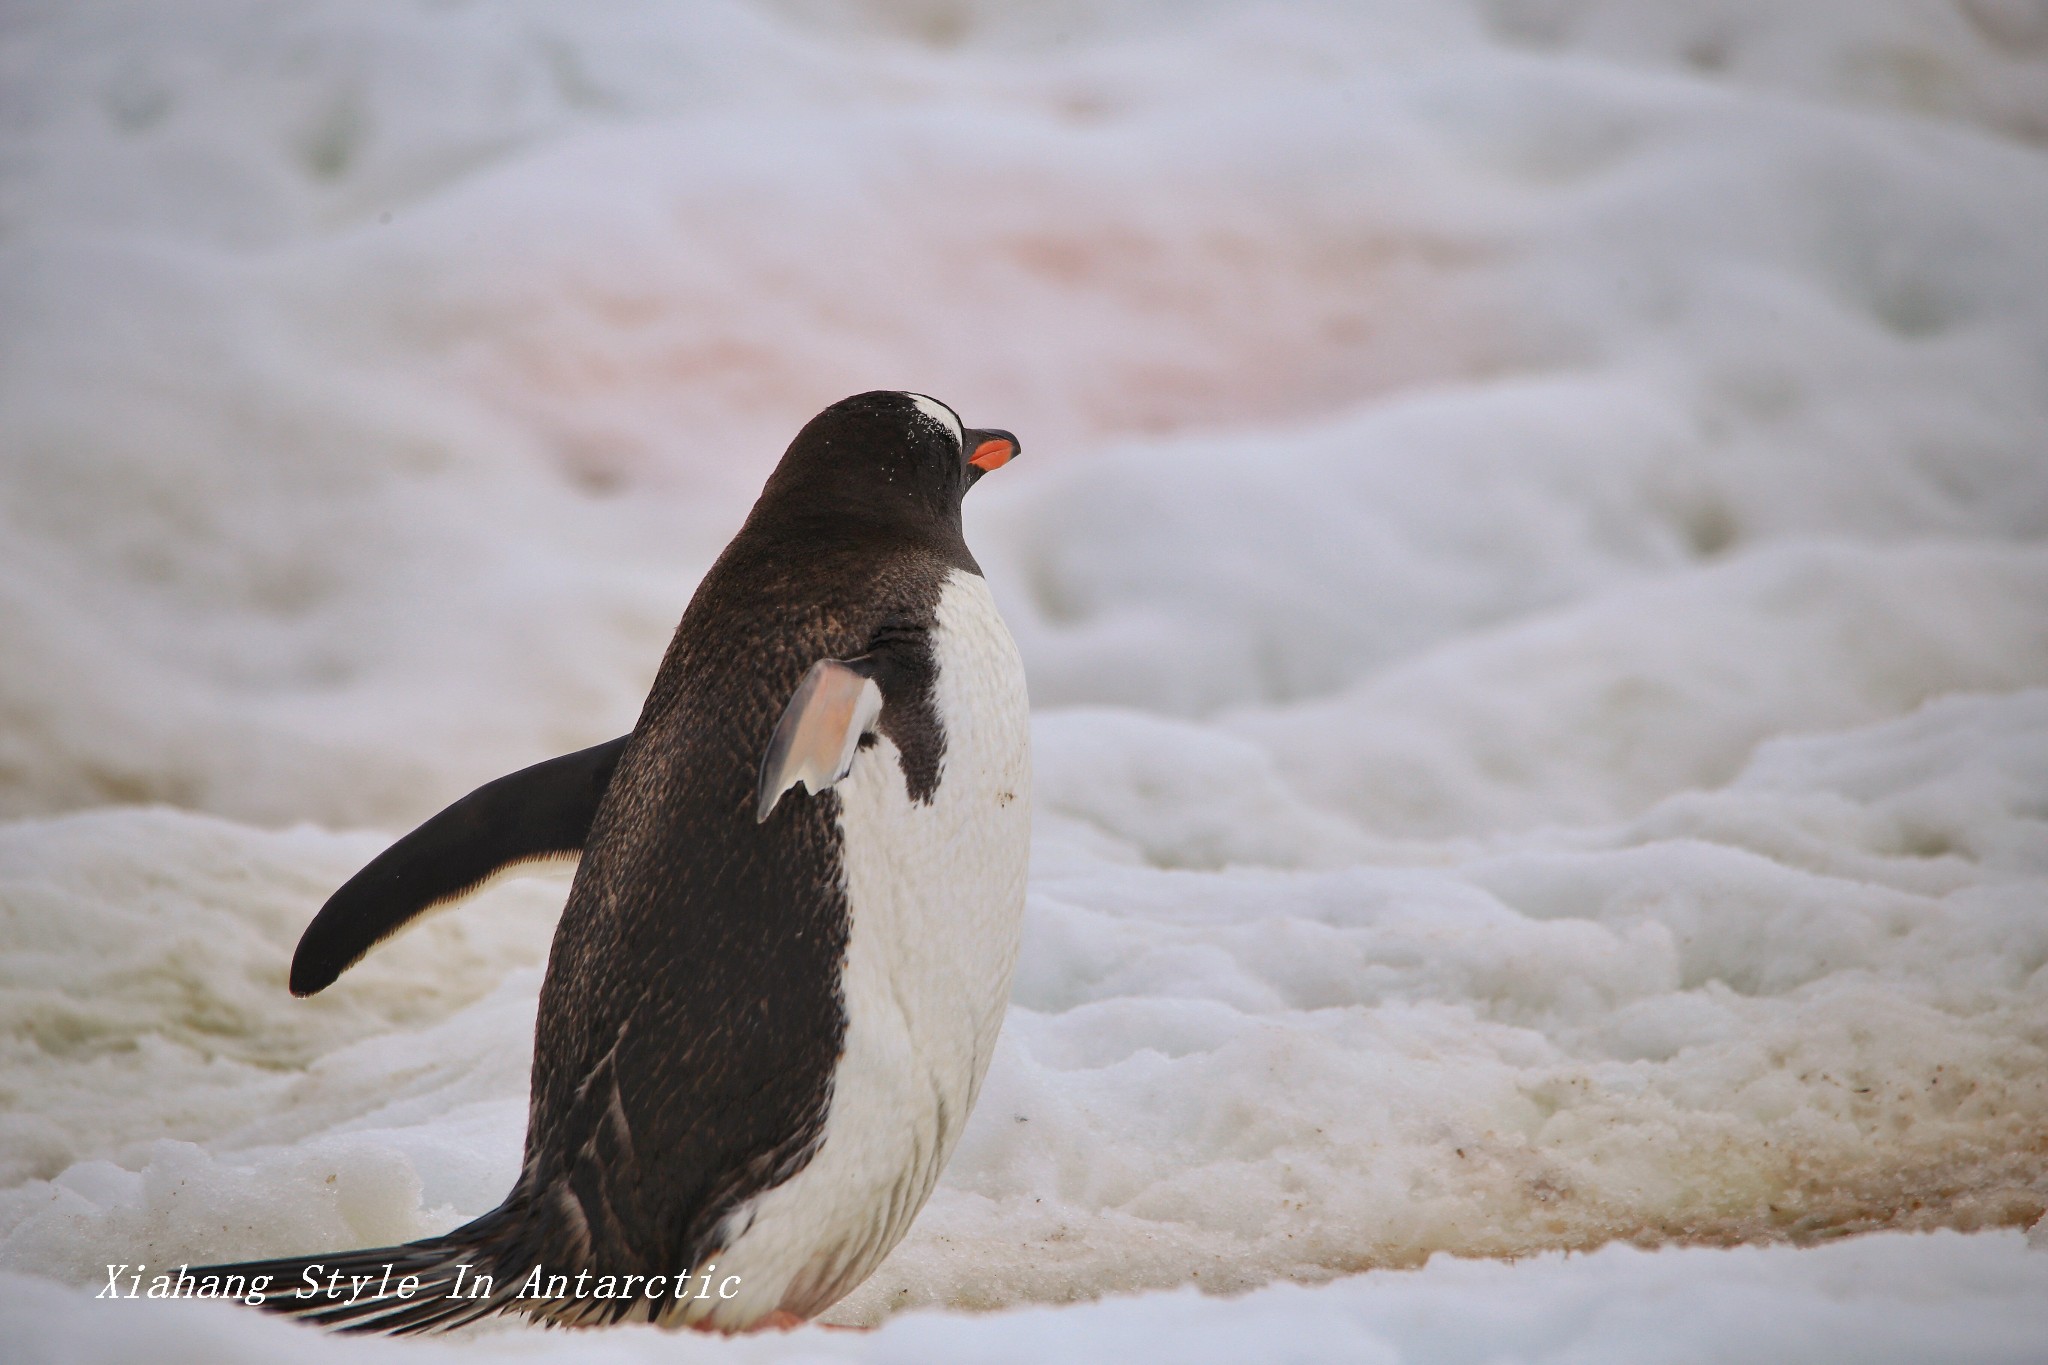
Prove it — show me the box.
[961,426,1019,489]
[969,436,1015,473]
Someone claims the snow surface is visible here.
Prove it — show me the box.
[3,0,2047,1358]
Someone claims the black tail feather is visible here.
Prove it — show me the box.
[185,1180,690,1334]
[184,1236,523,1336]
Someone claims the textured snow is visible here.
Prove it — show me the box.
[2,0,2046,1358]
[9,1231,2048,1364]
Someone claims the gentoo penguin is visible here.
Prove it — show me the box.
[195,392,1029,1333]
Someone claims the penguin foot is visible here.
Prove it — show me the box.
[747,1311,870,1334]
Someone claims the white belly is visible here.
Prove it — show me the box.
[676,570,1030,1327]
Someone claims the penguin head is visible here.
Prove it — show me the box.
[756,391,1020,542]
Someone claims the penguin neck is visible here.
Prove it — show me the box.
[736,487,976,575]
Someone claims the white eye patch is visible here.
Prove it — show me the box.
[906,393,963,449]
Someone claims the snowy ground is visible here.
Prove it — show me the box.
[3,0,2047,1359]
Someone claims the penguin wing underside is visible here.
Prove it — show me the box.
[756,658,885,823]
[290,736,630,996]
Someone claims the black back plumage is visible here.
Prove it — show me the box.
[191,391,1021,1332]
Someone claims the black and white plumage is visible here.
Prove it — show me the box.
[198,392,1029,1333]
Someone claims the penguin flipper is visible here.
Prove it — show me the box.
[756,658,885,822]
[290,736,630,997]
